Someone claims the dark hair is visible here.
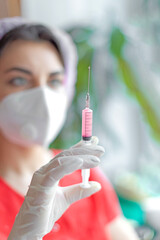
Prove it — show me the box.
[0,24,63,63]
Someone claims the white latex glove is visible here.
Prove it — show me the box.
[8,136,105,240]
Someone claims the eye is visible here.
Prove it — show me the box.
[48,79,63,88]
[9,77,28,87]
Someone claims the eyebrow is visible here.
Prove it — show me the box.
[5,67,32,75]
[5,67,64,77]
[49,70,64,77]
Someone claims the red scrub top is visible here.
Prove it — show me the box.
[0,150,121,240]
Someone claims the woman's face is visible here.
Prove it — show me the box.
[0,40,65,101]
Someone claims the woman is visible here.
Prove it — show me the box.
[0,17,139,240]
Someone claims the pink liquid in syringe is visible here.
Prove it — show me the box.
[82,107,92,141]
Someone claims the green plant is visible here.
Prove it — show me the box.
[109,27,160,142]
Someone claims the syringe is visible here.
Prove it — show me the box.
[81,66,93,188]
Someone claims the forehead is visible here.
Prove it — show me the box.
[0,40,63,72]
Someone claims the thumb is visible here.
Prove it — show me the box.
[62,181,101,205]
[71,136,99,149]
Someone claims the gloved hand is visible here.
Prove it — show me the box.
[8,136,105,240]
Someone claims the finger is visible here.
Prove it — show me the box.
[71,146,105,157]
[91,136,99,145]
[26,157,84,200]
[39,153,99,176]
[73,155,100,168]
[62,181,101,205]
[41,157,84,186]
[31,156,83,185]
[50,155,100,171]
[42,155,100,186]
[54,145,105,159]
[71,136,99,148]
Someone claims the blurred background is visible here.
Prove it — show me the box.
[1,0,160,239]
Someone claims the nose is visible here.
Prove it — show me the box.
[32,76,47,88]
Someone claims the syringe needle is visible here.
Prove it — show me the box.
[86,66,91,108]
[88,66,91,94]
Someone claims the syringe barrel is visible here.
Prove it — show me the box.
[82,107,93,141]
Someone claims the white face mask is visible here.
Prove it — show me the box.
[0,86,68,147]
